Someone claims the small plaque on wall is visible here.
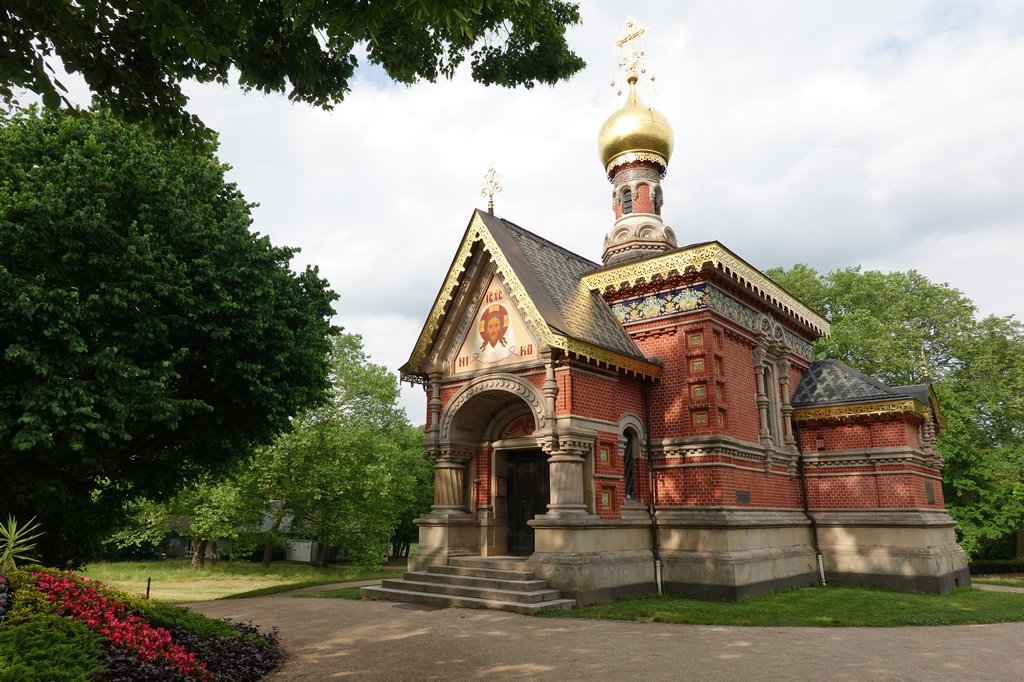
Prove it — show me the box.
[736,491,750,505]
[601,490,611,507]
[599,447,610,464]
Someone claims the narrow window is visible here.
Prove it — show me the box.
[654,187,663,215]
[624,429,637,499]
[622,188,633,214]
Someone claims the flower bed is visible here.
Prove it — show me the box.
[0,568,284,680]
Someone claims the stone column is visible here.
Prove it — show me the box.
[752,347,772,446]
[778,357,797,451]
[432,451,470,513]
[545,443,589,516]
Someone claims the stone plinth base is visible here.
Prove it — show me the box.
[812,510,971,594]
[529,517,657,605]
[657,509,819,600]
[409,512,479,571]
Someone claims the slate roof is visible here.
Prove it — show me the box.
[792,359,928,407]
[477,210,648,361]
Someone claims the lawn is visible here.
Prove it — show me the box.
[973,576,1024,588]
[542,586,1024,627]
[77,559,394,602]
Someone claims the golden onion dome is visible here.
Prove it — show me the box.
[598,74,674,174]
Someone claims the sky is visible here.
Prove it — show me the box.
[49,1,1024,422]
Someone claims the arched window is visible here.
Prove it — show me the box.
[621,187,633,214]
[624,429,637,499]
[762,365,783,445]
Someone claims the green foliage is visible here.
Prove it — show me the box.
[770,264,1024,558]
[0,614,105,681]
[144,601,237,639]
[0,107,338,566]
[0,516,42,572]
[552,587,1024,627]
[242,333,429,566]
[1,571,53,627]
[1,0,585,144]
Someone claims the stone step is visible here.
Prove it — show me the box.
[449,556,534,572]
[360,585,575,615]
[380,578,562,604]
[427,564,536,581]
[407,570,549,592]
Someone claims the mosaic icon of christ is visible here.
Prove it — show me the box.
[478,304,515,363]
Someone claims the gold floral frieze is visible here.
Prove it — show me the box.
[793,400,932,422]
[582,241,830,337]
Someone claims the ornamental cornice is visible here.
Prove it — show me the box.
[801,446,939,471]
[606,151,668,178]
[793,400,931,423]
[582,241,829,337]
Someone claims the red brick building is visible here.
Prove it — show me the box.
[374,66,968,607]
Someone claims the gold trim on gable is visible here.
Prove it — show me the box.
[793,400,931,422]
[405,212,662,379]
[582,242,830,337]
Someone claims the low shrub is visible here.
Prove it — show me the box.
[969,559,1024,574]
[171,622,286,681]
[145,600,238,639]
[0,614,106,681]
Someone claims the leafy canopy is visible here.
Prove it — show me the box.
[1,0,586,144]
[0,107,338,565]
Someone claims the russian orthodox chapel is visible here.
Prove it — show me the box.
[385,22,969,606]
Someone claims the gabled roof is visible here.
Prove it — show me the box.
[792,359,940,425]
[402,210,660,378]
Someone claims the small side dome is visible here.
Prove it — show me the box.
[598,75,674,174]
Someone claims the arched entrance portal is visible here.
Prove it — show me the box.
[420,374,551,559]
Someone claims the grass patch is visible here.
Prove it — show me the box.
[77,559,392,602]
[546,586,1024,627]
[294,587,364,600]
[973,576,1024,588]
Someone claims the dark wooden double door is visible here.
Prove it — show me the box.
[506,450,549,555]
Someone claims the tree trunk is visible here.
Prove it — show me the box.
[261,507,287,568]
[315,543,328,569]
[1016,528,1024,560]
[190,539,207,570]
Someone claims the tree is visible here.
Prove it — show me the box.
[1,1,586,143]
[0,107,337,565]
[769,264,1024,559]
[242,333,428,567]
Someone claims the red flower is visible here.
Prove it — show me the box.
[33,571,212,680]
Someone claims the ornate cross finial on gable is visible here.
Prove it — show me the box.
[611,16,655,98]
[920,345,930,381]
[480,162,502,215]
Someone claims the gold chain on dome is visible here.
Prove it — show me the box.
[480,162,502,214]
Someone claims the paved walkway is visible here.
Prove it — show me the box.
[187,582,1024,681]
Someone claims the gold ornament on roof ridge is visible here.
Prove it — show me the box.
[481,162,502,215]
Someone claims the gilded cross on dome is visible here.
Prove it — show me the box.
[611,16,655,97]
[480,162,502,214]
